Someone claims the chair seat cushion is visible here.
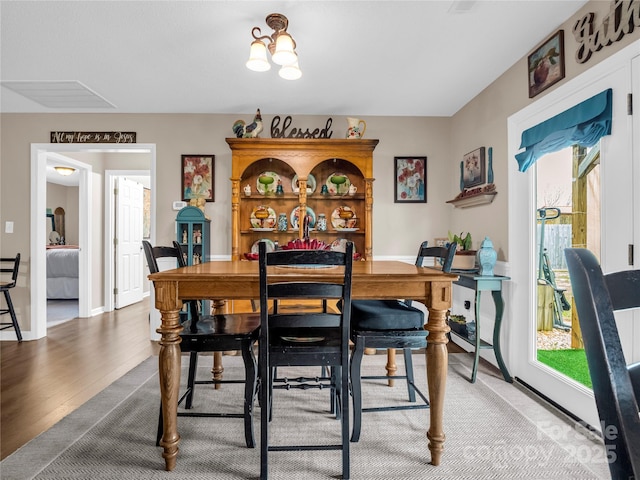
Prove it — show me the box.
[350,300,424,331]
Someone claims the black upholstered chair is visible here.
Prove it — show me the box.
[258,241,353,480]
[0,254,22,342]
[349,241,457,442]
[143,241,260,448]
[565,248,640,479]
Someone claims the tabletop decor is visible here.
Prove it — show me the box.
[394,156,426,203]
[181,154,214,202]
[528,30,565,98]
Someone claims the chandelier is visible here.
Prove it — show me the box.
[246,13,302,80]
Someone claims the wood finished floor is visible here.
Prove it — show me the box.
[0,297,463,460]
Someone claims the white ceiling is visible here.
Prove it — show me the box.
[0,0,587,117]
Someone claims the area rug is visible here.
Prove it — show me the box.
[1,354,607,479]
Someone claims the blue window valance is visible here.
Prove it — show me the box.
[516,88,612,172]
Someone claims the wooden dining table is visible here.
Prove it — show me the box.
[149,260,457,471]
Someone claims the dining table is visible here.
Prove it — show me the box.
[149,259,458,471]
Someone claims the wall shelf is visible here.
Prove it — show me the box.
[446,191,497,209]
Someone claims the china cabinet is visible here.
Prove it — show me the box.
[226,138,378,260]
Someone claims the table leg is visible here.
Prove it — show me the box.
[154,281,183,471]
[471,290,482,383]
[211,300,226,389]
[491,290,513,383]
[425,305,449,466]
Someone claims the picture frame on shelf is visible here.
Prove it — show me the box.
[394,156,427,203]
[434,237,448,248]
[462,147,485,189]
[528,30,565,98]
[181,154,215,202]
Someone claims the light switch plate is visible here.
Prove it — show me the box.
[5,221,14,233]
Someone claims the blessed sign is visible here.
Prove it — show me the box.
[270,116,333,139]
[50,131,137,143]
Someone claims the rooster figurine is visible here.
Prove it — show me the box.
[232,109,263,138]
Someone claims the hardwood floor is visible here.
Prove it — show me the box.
[0,298,157,460]
[0,297,463,461]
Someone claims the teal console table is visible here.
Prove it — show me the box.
[450,272,512,384]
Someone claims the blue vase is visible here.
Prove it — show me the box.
[277,213,288,232]
[477,236,497,276]
[487,147,494,184]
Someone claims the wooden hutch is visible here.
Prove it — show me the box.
[226,138,378,260]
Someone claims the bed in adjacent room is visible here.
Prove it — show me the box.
[46,245,79,299]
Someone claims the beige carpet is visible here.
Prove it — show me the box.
[1,353,610,479]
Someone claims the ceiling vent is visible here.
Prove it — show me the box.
[1,80,115,108]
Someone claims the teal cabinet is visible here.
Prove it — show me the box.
[176,206,210,266]
[176,206,211,318]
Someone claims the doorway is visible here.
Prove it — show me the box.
[30,144,156,339]
[508,42,639,429]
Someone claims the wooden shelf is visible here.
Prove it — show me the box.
[446,191,497,209]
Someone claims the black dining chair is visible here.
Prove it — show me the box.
[143,240,260,448]
[565,248,640,480]
[0,254,22,342]
[348,241,457,442]
[258,241,353,480]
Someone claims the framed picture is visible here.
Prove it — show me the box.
[528,30,565,98]
[462,147,486,189]
[142,188,151,239]
[181,155,214,202]
[434,237,448,248]
[394,156,427,203]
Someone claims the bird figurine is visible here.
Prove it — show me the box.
[232,109,263,138]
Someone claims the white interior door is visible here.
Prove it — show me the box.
[508,42,638,430]
[115,177,144,309]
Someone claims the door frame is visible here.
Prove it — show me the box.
[507,40,639,429]
[29,143,156,340]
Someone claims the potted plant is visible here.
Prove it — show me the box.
[448,231,477,270]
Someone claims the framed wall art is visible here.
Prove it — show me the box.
[462,147,486,189]
[394,156,426,203]
[181,155,214,202]
[528,30,565,98]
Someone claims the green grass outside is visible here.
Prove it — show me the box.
[537,349,592,389]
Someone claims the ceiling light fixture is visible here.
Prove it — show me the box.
[54,166,76,176]
[246,13,301,80]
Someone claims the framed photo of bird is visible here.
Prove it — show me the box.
[394,156,427,203]
[181,155,215,202]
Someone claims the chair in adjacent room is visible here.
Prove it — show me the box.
[565,248,640,480]
[142,241,260,448]
[258,241,353,480]
[0,254,22,342]
[348,241,457,442]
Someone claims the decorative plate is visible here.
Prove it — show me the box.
[330,206,357,230]
[250,238,276,254]
[250,227,275,232]
[326,173,351,195]
[291,174,317,194]
[49,231,60,244]
[330,238,356,253]
[250,206,276,229]
[290,206,316,230]
[256,171,281,195]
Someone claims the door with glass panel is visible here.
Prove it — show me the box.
[508,48,638,430]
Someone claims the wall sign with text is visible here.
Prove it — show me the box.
[50,131,137,143]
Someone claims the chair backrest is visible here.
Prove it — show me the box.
[565,248,640,479]
[0,254,20,288]
[142,240,185,275]
[258,241,353,357]
[415,241,457,273]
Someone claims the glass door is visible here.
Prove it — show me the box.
[508,47,637,430]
